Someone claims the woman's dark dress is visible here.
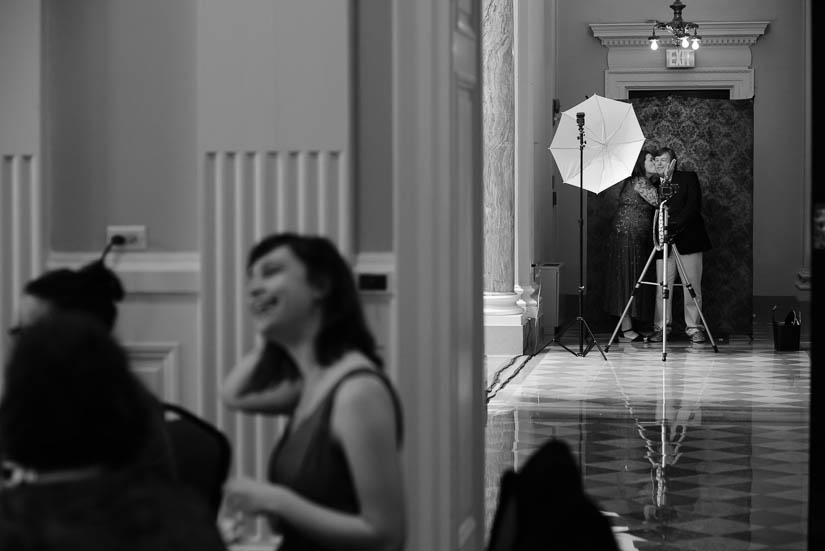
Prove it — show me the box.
[603,177,658,322]
[267,367,402,551]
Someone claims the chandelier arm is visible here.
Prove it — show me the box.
[653,0,700,45]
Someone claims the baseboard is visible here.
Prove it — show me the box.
[557,294,810,338]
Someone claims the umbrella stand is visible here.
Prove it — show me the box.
[552,112,606,360]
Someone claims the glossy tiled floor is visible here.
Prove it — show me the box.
[485,326,810,550]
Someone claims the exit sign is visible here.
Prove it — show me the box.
[666,49,695,68]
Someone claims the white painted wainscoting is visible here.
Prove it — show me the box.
[200,148,356,547]
[46,252,200,408]
[0,154,42,375]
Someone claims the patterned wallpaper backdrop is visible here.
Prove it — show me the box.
[586,95,754,336]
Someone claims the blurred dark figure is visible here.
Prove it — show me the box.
[8,255,177,482]
[0,314,227,551]
[15,258,125,333]
[488,438,619,551]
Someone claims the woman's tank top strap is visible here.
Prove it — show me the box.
[322,367,404,447]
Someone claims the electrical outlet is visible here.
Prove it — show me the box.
[106,225,148,250]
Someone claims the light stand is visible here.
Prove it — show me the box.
[552,112,606,359]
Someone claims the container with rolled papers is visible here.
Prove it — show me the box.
[772,305,801,351]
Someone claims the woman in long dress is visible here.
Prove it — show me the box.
[603,149,660,341]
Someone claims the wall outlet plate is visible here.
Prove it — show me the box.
[106,225,148,250]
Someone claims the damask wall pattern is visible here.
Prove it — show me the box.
[587,96,754,335]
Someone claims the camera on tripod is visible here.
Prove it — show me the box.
[659,179,675,202]
[659,180,676,201]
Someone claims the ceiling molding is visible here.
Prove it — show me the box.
[590,21,769,48]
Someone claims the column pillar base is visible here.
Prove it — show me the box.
[484,292,527,356]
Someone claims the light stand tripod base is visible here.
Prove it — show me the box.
[553,315,607,359]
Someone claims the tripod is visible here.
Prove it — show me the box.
[552,112,606,360]
[605,198,718,360]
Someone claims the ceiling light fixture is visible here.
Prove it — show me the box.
[648,1,701,51]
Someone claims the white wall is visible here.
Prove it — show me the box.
[355,0,393,252]
[514,0,559,289]
[44,0,198,251]
[0,0,40,153]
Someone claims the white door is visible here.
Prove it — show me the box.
[393,0,486,549]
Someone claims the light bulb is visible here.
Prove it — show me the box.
[681,36,689,48]
[691,38,700,50]
[650,39,659,51]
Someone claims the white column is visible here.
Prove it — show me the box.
[482,0,524,355]
[514,0,546,344]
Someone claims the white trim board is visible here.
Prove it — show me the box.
[47,252,200,295]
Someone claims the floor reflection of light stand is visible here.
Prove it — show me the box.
[551,112,606,359]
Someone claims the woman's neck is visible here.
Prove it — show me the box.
[282,340,323,381]
[264,312,324,378]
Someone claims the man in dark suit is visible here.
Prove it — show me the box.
[649,147,712,343]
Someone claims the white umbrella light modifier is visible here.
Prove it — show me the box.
[549,94,646,194]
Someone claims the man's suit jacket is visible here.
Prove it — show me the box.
[661,169,712,254]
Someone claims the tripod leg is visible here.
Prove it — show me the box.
[606,247,659,352]
[579,317,607,360]
[553,316,580,356]
[671,247,719,353]
[554,317,593,357]
[660,242,671,361]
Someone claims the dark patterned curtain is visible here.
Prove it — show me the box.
[587,95,754,336]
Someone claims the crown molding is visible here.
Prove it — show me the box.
[590,21,770,48]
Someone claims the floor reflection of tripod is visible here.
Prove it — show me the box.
[640,418,685,522]
[605,198,718,360]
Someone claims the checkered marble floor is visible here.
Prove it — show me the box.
[485,326,810,550]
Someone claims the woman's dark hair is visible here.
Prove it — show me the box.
[631,149,654,178]
[23,260,125,331]
[0,313,154,471]
[242,340,301,392]
[246,233,382,369]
